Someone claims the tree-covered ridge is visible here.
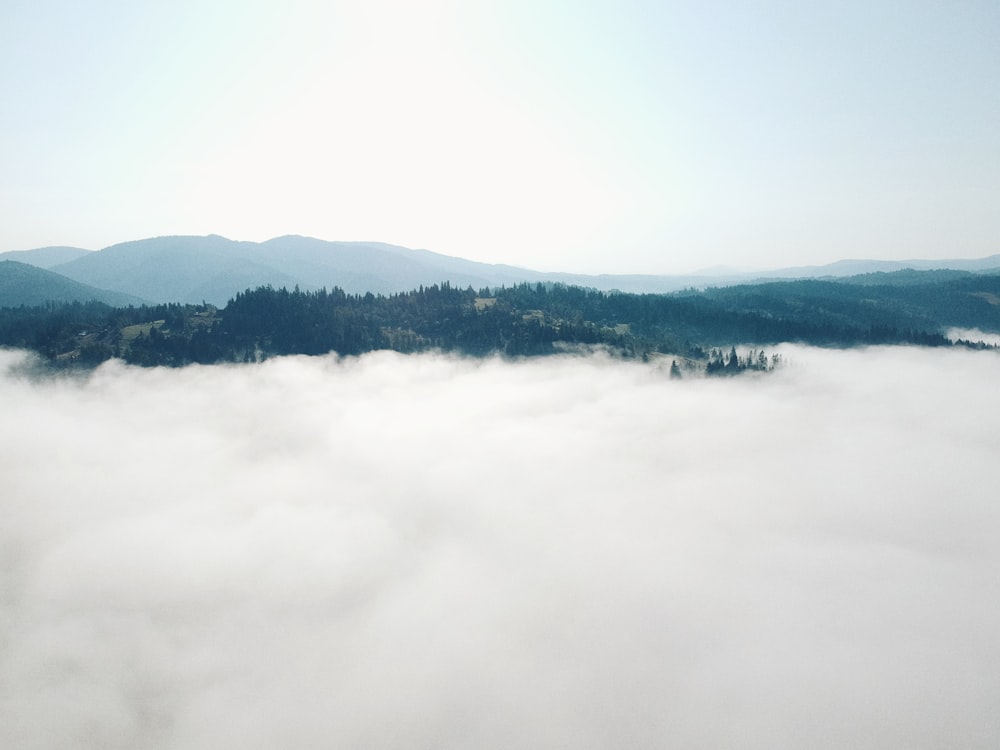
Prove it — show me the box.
[1,269,998,372]
[694,272,1000,334]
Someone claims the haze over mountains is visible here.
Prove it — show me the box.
[0,260,144,308]
[2,234,1000,308]
[0,246,91,269]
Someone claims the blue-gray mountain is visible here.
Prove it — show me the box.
[0,260,145,308]
[3,234,999,307]
[4,235,561,306]
[0,245,91,269]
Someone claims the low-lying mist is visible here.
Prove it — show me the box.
[2,345,998,749]
[947,326,1000,347]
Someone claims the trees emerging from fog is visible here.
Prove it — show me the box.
[705,347,781,376]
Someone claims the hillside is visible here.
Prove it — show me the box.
[2,268,998,371]
[758,255,1000,279]
[0,260,145,307]
[6,233,993,305]
[44,235,544,305]
[0,246,92,269]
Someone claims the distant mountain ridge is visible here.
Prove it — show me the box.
[2,234,999,307]
[0,246,91,269]
[0,260,145,307]
[756,256,1000,278]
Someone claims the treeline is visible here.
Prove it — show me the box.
[1,275,990,371]
[705,347,781,376]
[693,273,1000,334]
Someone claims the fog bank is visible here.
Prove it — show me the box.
[947,327,1000,347]
[1,346,999,749]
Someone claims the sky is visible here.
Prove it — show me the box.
[2,344,1000,748]
[1,0,998,273]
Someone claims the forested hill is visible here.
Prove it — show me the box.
[1,270,999,371]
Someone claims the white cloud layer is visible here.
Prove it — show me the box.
[1,345,999,749]
[947,327,1000,347]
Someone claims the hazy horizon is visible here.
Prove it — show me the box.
[7,231,1000,279]
[3,1,998,274]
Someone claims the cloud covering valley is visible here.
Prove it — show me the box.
[1,345,999,749]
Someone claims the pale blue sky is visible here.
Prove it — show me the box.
[2,0,998,273]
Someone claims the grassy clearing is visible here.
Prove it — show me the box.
[473,297,496,311]
[120,320,165,343]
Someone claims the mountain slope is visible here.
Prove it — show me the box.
[0,246,92,269]
[19,233,1000,305]
[49,235,468,304]
[8,267,1000,371]
[0,261,145,307]
[756,255,1000,279]
[47,234,574,304]
[49,235,285,303]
